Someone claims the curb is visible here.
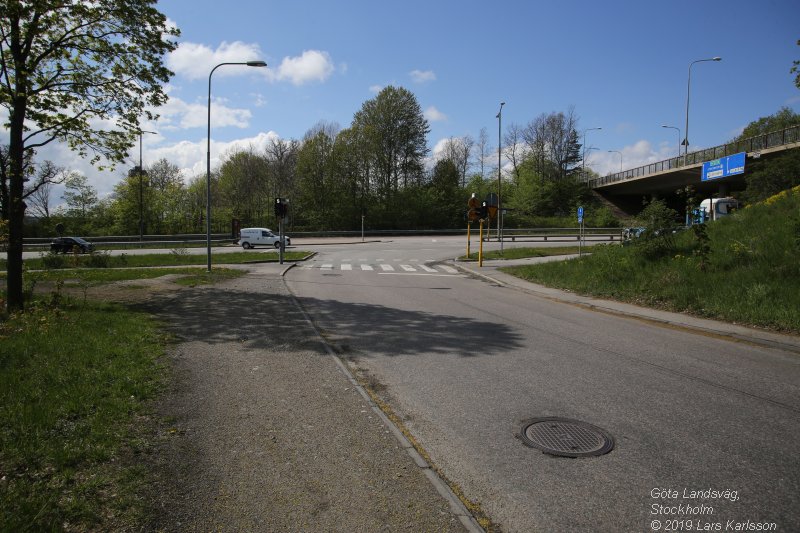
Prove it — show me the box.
[283,279,485,533]
[452,261,800,355]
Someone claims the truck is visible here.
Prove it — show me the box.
[237,227,290,249]
[694,197,739,223]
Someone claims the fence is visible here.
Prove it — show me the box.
[587,124,800,188]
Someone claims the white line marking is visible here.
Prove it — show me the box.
[341,264,352,270]
[439,265,458,273]
[419,264,438,273]
[321,264,333,270]
[380,264,395,272]
[360,264,374,271]
[400,265,416,272]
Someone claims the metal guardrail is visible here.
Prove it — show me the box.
[587,124,800,188]
[21,228,624,249]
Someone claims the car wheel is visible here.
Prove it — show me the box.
[274,242,281,249]
[242,242,252,249]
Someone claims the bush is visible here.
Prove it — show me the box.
[40,251,66,270]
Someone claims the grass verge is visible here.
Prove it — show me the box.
[0,265,246,529]
[2,250,309,271]
[0,298,167,530]
[501,187,800,333]
[461,245,580,261]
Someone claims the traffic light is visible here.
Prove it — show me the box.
[274,197,287,218]
[480,202,488,220]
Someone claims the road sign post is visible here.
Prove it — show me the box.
[577,206,584,257]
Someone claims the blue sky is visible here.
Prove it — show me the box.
[8,0,800,199]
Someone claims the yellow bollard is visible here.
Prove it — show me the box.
[479,219,484,267]
[467,223,471,258]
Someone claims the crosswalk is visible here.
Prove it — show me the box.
[302,262,460,275]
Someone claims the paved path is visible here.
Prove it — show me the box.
[139,262,477,532]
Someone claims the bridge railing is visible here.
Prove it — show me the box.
[587,124,800,188]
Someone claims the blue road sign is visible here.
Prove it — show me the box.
[577,206,584,223]
[702,152,746,181]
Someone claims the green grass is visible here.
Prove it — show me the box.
[501,186,800,332]
[26,266,246,287]
[2,249,310,271]
[461,245,580,261]
[0,263,248,530]
[0,299,167,531]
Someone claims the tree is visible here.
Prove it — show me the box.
[439,135,473,188]
[522,108,582,181]
[25,160,67,220]
[475,127,491,180]
[734,107,800,140]
[791,39,800,90]
[1,0,179,311]
[735,109,800,204]
[351,86,430,199]
[61,173,98,232]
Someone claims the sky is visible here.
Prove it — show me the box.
[4,0,800,203]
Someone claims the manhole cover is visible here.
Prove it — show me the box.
[520,417,614,458]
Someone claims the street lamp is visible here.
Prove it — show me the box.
[496,101,505,246]
[661,125,681,161]
[206,60,267,271]
[684,57,721,164]
[608,150,622,174]
[582,127,602,177]
[136,130,157,241]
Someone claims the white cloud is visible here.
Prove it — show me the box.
[167,41,265,80]
[268,50,334,85]
[424,106,447,122]
[369,84,383,94]
[410,69,436,84]
[585,140,674,176]
[149,131,282,181]
[157,95,252,130]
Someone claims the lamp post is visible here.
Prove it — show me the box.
[582,127,602,177]
[661,124,681,161]
[608,150,622,174]
[206,60,267,272]
[496,101,505,245]
[684,57,721,164]
[137,130,157,241]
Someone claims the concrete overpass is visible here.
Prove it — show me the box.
[588,124,800,214]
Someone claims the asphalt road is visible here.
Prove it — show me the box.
[284,236,800,533]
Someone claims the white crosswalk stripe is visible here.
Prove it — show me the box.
[302,262,460,275]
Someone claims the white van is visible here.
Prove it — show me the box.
[238,227,290,249]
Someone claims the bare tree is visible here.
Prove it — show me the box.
[25,162,69,220]
[475,127,492,180]
[503,123,523,183]
[439,135,474,187]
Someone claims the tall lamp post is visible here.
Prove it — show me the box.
[684,57,721,164]
[582,127,602,177]
[608,150,622,174]
[661,125,681,161]
[207,60,267,272]
[136,130,157,241]
[496,101,505,244]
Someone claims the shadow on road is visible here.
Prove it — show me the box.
[137,286,523,358]
[293,294,524,358]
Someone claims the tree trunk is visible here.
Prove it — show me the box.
[6,95,27,312]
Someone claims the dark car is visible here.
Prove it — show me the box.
[50,236,95,254]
